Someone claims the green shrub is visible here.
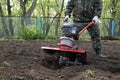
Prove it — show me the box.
[18,26,60,40]
[18,26,45,39]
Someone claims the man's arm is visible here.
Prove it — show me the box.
[64,0,74,17]
[94,0,103,17]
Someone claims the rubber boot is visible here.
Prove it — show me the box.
[95,49,107,58]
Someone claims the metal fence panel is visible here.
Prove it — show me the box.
[0,16,37,38]
[0,17,120,39]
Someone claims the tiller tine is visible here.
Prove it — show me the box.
[41,46,87,68]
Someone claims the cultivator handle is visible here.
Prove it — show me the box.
[78,21,94,36]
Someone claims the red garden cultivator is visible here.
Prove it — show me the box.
[41,21,94,68]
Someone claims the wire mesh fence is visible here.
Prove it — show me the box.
[0,16,120,39]
[0,16,37,38]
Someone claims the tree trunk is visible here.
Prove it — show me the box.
[20,0,27,26]
[7,0,14,36]
[20,0,37,25]
[111,0,118,18]
[25,0,37,17]
[108,18,113,36]
[25,0,37,25]
[118,19,120,36]
[45,0,50,36]
[0,3,9,37]
[20,0,27,16]
[55,0,65,36]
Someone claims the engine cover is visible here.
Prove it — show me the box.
[62,23,80,37]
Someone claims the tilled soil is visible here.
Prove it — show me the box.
[0,40,120,80]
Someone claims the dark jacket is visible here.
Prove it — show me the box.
[65,0,103,22]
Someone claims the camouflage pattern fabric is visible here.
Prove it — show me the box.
[73,23,101,50]
[65,0,103,54]
[65,0,103,22]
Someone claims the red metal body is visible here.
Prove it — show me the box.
[41,21,94,53]
[78,21,94,35]
[41,21,94,50]
[41,21,94,65]
[41,46,86,54]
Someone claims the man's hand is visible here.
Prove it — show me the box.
[63,15,69,22]
[92,16,101,24]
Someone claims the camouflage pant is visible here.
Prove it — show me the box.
[74,22,101,50]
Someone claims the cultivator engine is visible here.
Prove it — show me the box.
[41,21,94,68]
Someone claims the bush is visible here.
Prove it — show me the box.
[18,26,45,39]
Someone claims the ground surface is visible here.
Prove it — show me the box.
[0,39,120,80]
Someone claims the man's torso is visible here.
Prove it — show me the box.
[72,0,95,22]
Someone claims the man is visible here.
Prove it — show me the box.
[64,0,106,57]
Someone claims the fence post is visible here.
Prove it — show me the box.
[37,18,42,33]
[111,19,115,36]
